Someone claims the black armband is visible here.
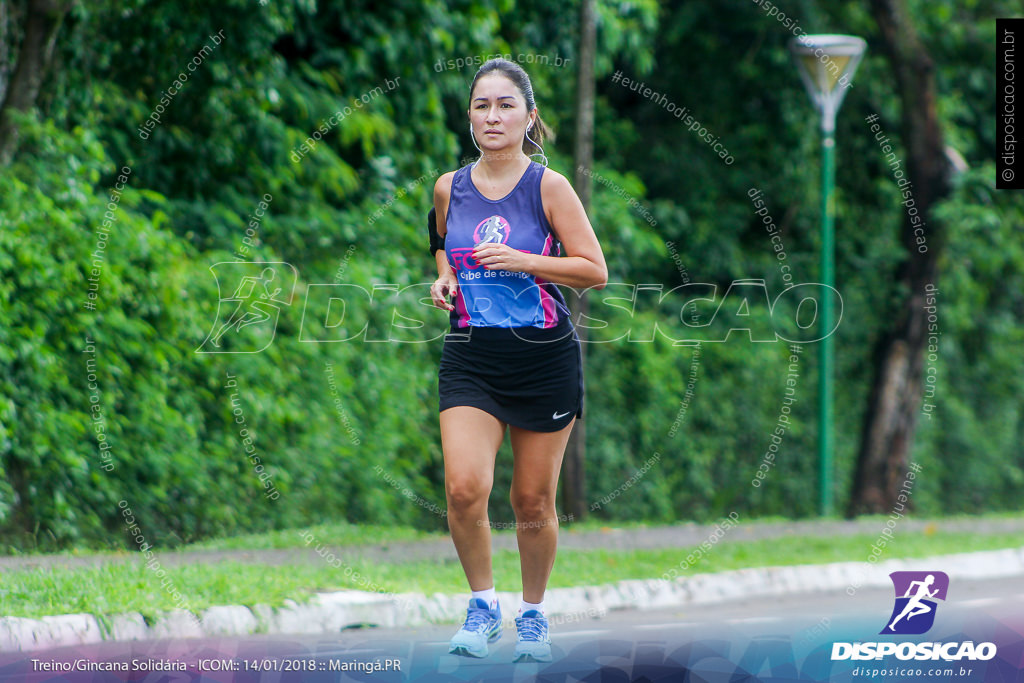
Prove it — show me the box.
[428,207,445,256]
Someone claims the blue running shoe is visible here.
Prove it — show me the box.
[448,598,502,658]
[513,610,551,662]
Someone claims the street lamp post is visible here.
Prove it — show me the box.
[789,34,866,517]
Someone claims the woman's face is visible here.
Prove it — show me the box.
[468,73,536,154]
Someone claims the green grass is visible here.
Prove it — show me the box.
[5,511,1022,557]
[1,529,1021,621]
[182,521,446,551]
[0,521,450,557]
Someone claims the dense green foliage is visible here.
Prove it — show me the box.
[0,0,1020,550]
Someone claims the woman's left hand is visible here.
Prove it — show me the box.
[472,243,534,273]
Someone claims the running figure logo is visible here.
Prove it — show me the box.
[197,262,297,353]
[880,571,949,635]
[472,215,511,246]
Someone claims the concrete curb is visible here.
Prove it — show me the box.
[3,545,1022,653]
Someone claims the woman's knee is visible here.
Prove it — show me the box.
[446,477,491,511]
[510,489,555,521]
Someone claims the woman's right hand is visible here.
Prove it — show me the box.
[431,272,458,311]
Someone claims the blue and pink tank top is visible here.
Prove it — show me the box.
[444,160,570,328]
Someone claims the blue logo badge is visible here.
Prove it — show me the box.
[881,571,949,635]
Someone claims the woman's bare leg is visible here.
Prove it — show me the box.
[509,419,575,603]
[441,406,506,591]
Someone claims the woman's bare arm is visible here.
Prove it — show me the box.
[472,169,607,290]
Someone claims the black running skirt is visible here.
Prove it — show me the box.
[438,316,583,432]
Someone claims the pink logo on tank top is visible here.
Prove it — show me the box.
[473,215,511,245]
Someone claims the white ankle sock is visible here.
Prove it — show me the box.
[471,587,498,609]
[519,599,544,616]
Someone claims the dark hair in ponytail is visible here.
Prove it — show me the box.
[469,58,554,156]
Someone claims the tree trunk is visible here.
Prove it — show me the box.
[0,1,19,104]
[562,0,596,522]
[847,0,953,515]
[0,0,71,165]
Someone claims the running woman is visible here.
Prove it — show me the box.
[429,58,607,663]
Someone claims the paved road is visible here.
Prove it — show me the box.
[4,576,1021,682]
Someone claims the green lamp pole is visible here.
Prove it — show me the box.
[790,34,866,516]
